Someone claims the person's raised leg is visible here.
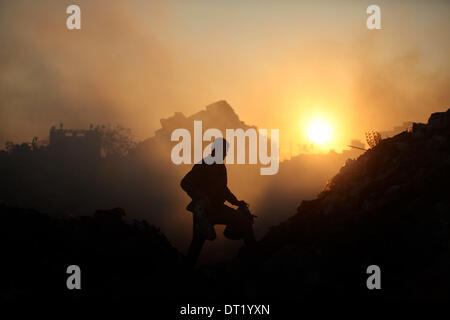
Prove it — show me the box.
[185,216,206,268]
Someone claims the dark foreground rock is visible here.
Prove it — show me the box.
[0,206,189,300]
[222,109,450,299]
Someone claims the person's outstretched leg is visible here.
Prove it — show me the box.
[210,204,256,245]
[185,216,206,268]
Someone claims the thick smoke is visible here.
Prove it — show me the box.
[0,1,180,144]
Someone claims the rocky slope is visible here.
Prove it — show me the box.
[0,206,185,300]
[225,109,450,299]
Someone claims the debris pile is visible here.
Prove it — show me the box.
[230,109,450,299]
[2,108,450,301]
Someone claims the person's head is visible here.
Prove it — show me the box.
[211,138,229,160]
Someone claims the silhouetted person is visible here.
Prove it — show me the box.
[181,138,256,267]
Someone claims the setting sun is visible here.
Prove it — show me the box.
[306,118,333,145]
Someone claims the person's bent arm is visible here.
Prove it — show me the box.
[225,187,247,207]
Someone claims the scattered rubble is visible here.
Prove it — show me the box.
[1,108,449,300]
[0,205,185,300]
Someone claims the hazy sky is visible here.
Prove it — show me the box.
[1,0,449,157]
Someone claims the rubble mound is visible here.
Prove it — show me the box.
[2,108,450,301]
[0,205,185,300]
[153,100,255,140]
[231,109,450,299]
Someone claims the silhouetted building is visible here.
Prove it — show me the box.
[49,123,101,159]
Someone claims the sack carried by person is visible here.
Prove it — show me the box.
[223,205,255,240]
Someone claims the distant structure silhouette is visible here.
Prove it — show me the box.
[49,123,101,158]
